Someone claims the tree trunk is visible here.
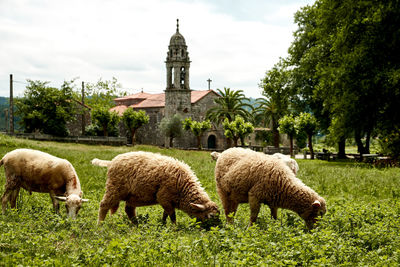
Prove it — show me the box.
[365,130,371,154]
[233,137,239,147]
[196,135,202,150]
[337,137,347,159]
[272,118,280,148]
[308,134,314,159]
[355,130,367,155]
[240,136,245,146]
[273,129,280,148]
[103,125,108,137]
[226,138,232,148]
[169,137,174,148]
[131,129,136,146]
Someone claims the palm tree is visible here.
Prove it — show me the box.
[206,87,252,124]
[254,97,281,148]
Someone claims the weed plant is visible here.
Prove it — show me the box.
[1,134,399,265]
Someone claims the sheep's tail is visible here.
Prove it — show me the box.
[210,151,220,161]
[91,158,112,168]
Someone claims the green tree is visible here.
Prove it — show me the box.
[295,112,317,159]
[122,109,149,145]
[278,114,297,157]
[16,80,76,136]
[206,87,252,124]
[90,107,120,137]
[223,116,254,147]
[84,77,127,108]
[160,114,183,148]
[288,0,400,158]
[257,60,291,148]
[182,118,211,150]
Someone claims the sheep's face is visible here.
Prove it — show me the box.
[56,194,89,219]
[190,202,221,227]
[301,199,327,229]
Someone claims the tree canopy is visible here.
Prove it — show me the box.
[257,60,292,148]
[287,0,400,156]
[122,109,149,145]
[16,80,76,137]
[160,114,183,148]
[90,107,120,137]
[223,116,254,147]
[182,118,211,149]
[206,87,252,124]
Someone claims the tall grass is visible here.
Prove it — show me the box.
[1,134,399,265]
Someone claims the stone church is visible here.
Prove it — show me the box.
[111,20,226,150]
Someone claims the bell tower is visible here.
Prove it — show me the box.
[165,19,191,118]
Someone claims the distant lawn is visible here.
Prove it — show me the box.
[1,134,399,265]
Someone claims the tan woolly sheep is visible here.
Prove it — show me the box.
[215,147,326,229]
[1,149,88,218]
[272,153,299,175]
[210,151,299,175]
[92,151,220,225]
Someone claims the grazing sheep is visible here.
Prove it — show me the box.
[215,147,326,229]
[92,151,220,225]
[272,153,299,175]
[210,151,299,175]
[1,149,88,218]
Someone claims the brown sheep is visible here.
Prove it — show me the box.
[92,151,220,225]
[215,147,326,229]
[1,149,88,218]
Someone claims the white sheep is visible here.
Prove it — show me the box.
[210,151,299,175]
[272,153,299,175]
[215,147,326,229]
[1,148,88,218]
[92,151,220,225]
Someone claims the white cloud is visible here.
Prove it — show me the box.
[0,0,314,98]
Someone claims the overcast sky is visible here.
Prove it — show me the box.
[0,0,315,99]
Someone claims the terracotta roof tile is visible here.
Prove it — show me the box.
[112,90,218,113]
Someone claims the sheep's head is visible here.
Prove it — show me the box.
[55,194,89,219]
[190,201,221,227]
[301,198,327,229]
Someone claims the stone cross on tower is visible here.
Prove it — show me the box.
[207,78,212,90]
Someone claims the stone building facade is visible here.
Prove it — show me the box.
[110,20,226,150]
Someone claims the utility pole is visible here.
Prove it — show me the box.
[4,108,8,133]
[81,81,85,135]
[9,74,14,134]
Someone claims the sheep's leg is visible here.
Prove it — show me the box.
[248,194,261,226]
[110,203,120,215]
[124,203,137,223]
[1,189,12,214]
[49,191,60,214]
[10,187,21,209]
[2,176,19,214]
[156,188,176,224]
[217,189,237,224]
[225,201,239,224]
[270,206,278,220]
[98,191,121,223]
[161,206,176,224]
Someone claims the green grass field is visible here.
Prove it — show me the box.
[1,134,400,266]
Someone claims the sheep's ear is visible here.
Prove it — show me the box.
[190,203,206,211]
[312,200,321,209]
[55,196,67,202]
[82,199,89,202]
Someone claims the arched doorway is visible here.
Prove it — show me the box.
[207,135,216,149]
